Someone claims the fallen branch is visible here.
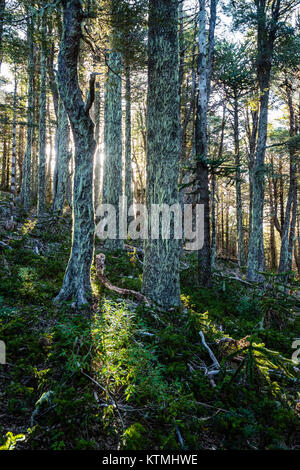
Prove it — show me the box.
[96,253,150,304]
[199,330,220,387]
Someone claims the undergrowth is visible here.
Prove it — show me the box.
[0,202,299,450]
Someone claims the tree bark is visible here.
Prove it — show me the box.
[247,0,281,281]
[142,0,180,308]
[233,92,245,266]
[196,0,211,286]
[19,14,34,211]
[37,11,47,217]
[101,50,124,251]
[54,0,96,306]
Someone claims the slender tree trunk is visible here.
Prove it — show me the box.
[20,14,34,211]
[37,12,47,216]
[125,63,133,211]
[52,98,70,213]
[268,177,277,270]
[0,0,5,72]
[196,0,211,286]
[247,1,278,281]
[142,0,180,308]
[93,82,101,209]
[1,138,7,189]
[54,0,96,306]
[8,70,17,228]
[233,91,245,266]
[279,82,297,273]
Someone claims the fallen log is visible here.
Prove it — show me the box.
[95,253,150,304]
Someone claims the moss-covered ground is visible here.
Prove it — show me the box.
[0,192,299,450]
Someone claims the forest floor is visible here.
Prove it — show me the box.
[0,190,300,450]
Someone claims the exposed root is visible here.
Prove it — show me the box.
[96,253,150,304]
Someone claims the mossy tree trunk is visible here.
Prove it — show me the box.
[141,0,180,308]
[54,0,96,306]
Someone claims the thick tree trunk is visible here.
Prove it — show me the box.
[101,51,124,251]
[142,0,180,308]
[37,12,47,217]
[54,0,96,306]
[196,0,211,286]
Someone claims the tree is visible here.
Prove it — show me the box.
[142,0,180,308]
[37,9,47,217]
[19,12,34,211]
[54,0,96,306]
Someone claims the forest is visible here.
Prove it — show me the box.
[0,0,299,453]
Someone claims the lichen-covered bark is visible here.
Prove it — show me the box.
[20,14,34,211]
[279,82,297,274]
[102,51,124,251]
[196,0,211,286]
[54,0,96,306]
[125,63,133,210]
[52,97,70,213]
[9,71,17,226]
[93,83,101,209]
[141,0,180,308]
[37,12,47,217]
[0,0,5,72]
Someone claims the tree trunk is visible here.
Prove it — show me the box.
[125,63,133,211]
[37,11,47,217]
[196,0,211,286]
[8,70,17,228]
[142,0,180,308]
[101,50,124,251]
[52,97,70,213]
[247,0,279,281]
[54,0,96,306]
[93,82,101,209]
[0,0,5,72]
[233,92,245,266]
[20,14,34,211]
[279,81,297,274]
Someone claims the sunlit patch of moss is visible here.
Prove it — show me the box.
[21,219,37,236]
